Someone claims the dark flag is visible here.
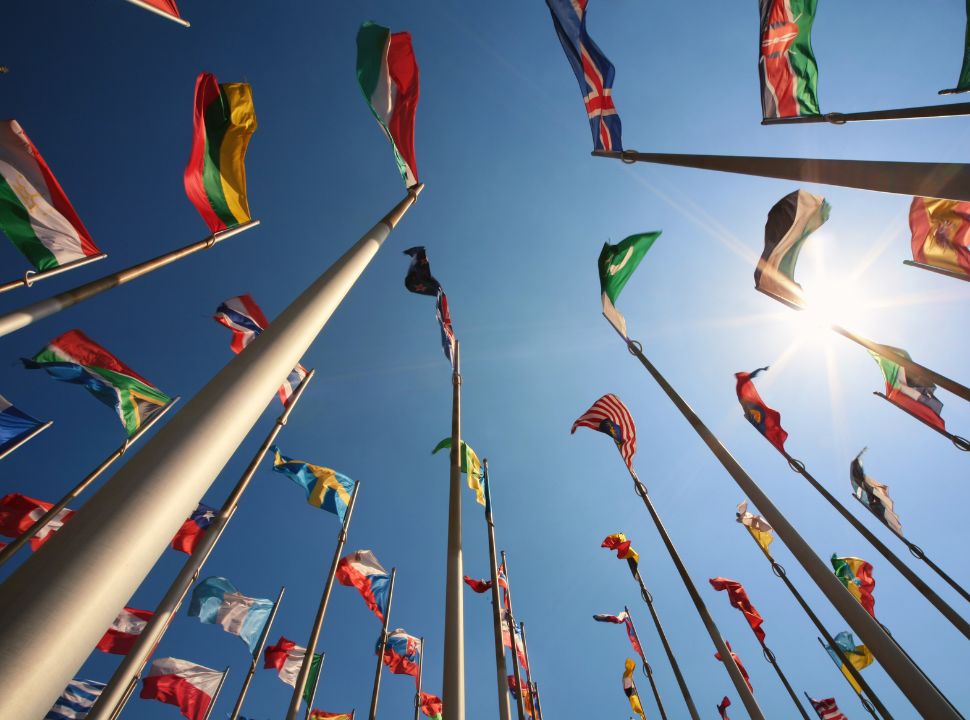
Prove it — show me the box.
[402,246,441,296]
[735,368,788,453]
[755,190,829,307]
[850,448,902,534]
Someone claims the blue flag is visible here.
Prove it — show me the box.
[188,576,274,654]
[0,394,45,457]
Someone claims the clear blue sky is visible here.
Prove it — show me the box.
[2,1,968,718]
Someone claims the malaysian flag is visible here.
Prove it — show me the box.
[808,696,848,720]
[571,393,637,469]
[545,0,622,151]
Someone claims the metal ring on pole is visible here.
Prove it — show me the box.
[120,438,132,456]
[908,543,926,561]
[640,585,654,605]
[627,339,644,355]
[824,113,847,125]
[643,662,653,677]
[761,645,776,664]
[860,695,876,714]
[951,434,970,452]
[770,561,787,579]
[786,456,806,474]
[621,149,638,164]
[23,269,36,288]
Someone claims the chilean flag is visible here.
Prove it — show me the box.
[140,657,223,720]
[97,606,153,655]
[380,629,420,677]
[171,502,216,555]
[336,550,391,621]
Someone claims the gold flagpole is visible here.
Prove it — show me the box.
[0,253,107,295]
[368,569,397,720]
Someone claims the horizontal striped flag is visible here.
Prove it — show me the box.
[571,393,637,470]
[808,695,848,720]
[140,658,222,720]
[337,549,391,621]
[97,607,153,655]
[45,678,105,719]
[188,576,274,653]
[870,347,946,432]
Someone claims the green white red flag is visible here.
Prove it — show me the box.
[759,0,820,119]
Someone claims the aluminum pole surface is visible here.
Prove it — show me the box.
[0,253,106,295]
[483,460,512,720]
[443,342,465,720]
[0,187,421,720]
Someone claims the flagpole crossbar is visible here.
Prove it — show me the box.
[0,254,107,295]
[872,393,970,451]
[760,102,970,125]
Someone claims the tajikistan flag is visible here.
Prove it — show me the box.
[188,577,274,653]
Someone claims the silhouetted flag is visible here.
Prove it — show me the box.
[718,696,732,719]
[755,190,829,307]
[850,449,902,534]
[402,247,441,296]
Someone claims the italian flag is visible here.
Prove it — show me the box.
[0,120,101,271]
[356,22,420,188]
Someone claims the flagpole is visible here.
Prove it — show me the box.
[592,149,970,203]
[812,639,882,720]
[0,186,422,720]
[622,608,668,720]
[608,321,960,719]
[303,654,326,720]
[778,447,970,640]
[902,260,970,283]
[0,419,52,461]
[414,637,424,720]
[628,672,648,720]
[87,370,315,720]
[201,668,230,720]
[0,253,107,295]
[518,623,542,720]
[756,639,810,719]
[0,396,179,569]
[483,459,513,720]
[0,220,258,339]
[443,340,465,720]
[230,586,286,720]
[872,392,970,451]
[500,551,528,720]
[122,0,191,26]
[368,568,397,720]
[285,484,362,720]
[530,682,544,720]
[760,102,970,125]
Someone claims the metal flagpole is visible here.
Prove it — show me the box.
[0,396,179,569]
[0,186,422,720]
[0,221,258,339]
[760,102,970,125]
[122,0,191,25]
[201,668,230,720]
[621,609,668,720]
[88,371,315,720]
[500,551,528,720]
[285,484,362,720]
[756,638,810,719]
[518,623,541,720]
[872,392,970,451]
[608,320,960,719]
[902,260,970,283]
[0,253,107,295]
[628,672,649,720]
[592,149,970,203]
[530,682,544,720]
[813,639,881,720]
[368,569,397,720]
[414,637,424,720]
[0,419,52,461]
[482,459,513,720]
[303,654,326,720]
[230,586,285,720]
[443,341,465,720]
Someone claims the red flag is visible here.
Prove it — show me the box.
[0,493,74,550]
[571,393,637,470]
[709,577,766,643]
[419,692,443,719]
[714,643,753,693]
[463,575,492,593]
[718,696,732,719]
[735,368,788,453]
[97,607,154,655]
[808,695,849,720]
[135,0,182,20]
[506,676,535,717]
[140,657,222,720]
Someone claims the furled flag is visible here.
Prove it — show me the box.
[571,393,637,470]
[718,696,732,720]
[171,502,216,555]
[403,247,441,295]
[909,197,970,278]
[593,611,645,666]
[736,500,774,554]
[420,692,443,720]
[463,575,492,593]
[808,695,848,720]
[497,562,511,610]
[621,658,646,720]
[264,636,321,704]
[869,347,947,432]
[755,190,830,308]
[850,448,902,534]
[309,712,353,720]
[381,629,421,677]
[735,368,788,453]
[544,0,622,151]
[188,576,274,653]
[501,616,530,671]
[831,555,876,617]
[125,0,185,25]
[432,436,484,505]
[940,3,970,95]
[140,657,223,720]
[213,294,309,405]
[97,607,153,655]
[336,549,391,621]
[356,21,420,187]
[824,630,874,693]
[601,533,640,572]
[271,446,355,521]
[0,492,73,550]
[598,232,661,337]
[0,393,46,458]
[436,290,457,367]
[758,0,820,119]
[507,675,535,717]
[184,72,257,233]
[45,677,105,720]
[23,329,171,437]
[715,642,753,692]
[709,577,766,643]
[0,119,101,272]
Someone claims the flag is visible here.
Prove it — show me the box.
[736,500,774,553]
[97,607,153,655]
[501,617,530,672]
[0,492,73,550]
[271,446,355,521]
[808,696,848,720]
[592,611,629,624]
[941,5,970,95]
[598,231,661,336]
[336,549,391,621]
[544,0,622,151]
[507,675,535,717]
[909,196,970,278]
[831,555,876,617]
[264,636,321,705]
[718,696,732,720]
[601,533,640,569]
[759,0,820,119]
[571,393,637,470]
[380,629,421,677]
[593,611,645,665]
[184,72,257,233]
[403,246,441,295]
[621,658,646,720]
[735,368,788,453]
[497,562,511,610]
[188,576,274,653]
[0,119,100,272]
[309,712,353,720]
[0,393,45,457]
[171,503,216,555]
[714,642,753,693]
[356,21,420,187]
[140,657,223,720]
[129,0,184,23]
[850,448,902,534]
[463,575,492,593]
[709,577,766,643]
[870,347,947,431]
[420,692,443,720]
[436,290,457,367]
[45,678,105,720]
[824,630,874,693]
[23,329,171,437]
[432,436,484,505]
[213,294,309,405]
[755,190,830,307]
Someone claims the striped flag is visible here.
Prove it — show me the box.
[808,696,848,720]
[571,393,636,470]
[45,678,105,719]
[97,607,153,655]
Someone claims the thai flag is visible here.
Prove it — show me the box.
[336,550,391,621]
[380,629,421,677]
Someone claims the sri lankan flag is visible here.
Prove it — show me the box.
[759,0,820,119]
[184,72,257,234]
[869,347,946,432]
[909,197,970,278]
[831,555,876,617]
[23,329,170,436]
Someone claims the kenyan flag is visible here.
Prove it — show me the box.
[759,0,821,119]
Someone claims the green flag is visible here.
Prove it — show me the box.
[598,232,660,337]
[432,437,485,506]
[303,652,322,705]
[940,2,970,94]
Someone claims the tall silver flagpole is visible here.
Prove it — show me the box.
[368,569,397,720]
[232,586,286,720]
[0,186,423,720]
[482,460,512,720]
[443,341,465,720]
[0,418,53,461]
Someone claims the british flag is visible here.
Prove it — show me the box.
[571,393,637,470]
[808,696,848,720]
[545,0,622,152]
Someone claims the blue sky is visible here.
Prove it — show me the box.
[2,1,969,718]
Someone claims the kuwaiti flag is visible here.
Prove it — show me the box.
[140,657,223,720]
[0,492,74,550]
[356,21,420,187]
[336,550,391,621]
[380,628,421,677]
[271,446,355,521]
[0,393,46,457]
[188,576,273,653]
[0,119,101,272]
[97,607,153,655]
[171,502,217,554]
[264,636,321,704]
[45,677,105,720]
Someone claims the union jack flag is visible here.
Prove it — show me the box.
[808,696,848,720]
[545,0,622,152]
[571,393,637,470]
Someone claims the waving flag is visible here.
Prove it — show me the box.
[824,630,874,692]
[759,0,820,119]
[869,347,947,431]
[755,190,829,307]
[271,446,354,521]
[736,501,774,553]
[501,617,530,672]
[507,675,535,717]
[140,658,223,720]
[309,712,353,720]
[172,503,216,554]
[497,563,511,610]
[598,232,660,336]
[264,636,320,704]
[909,197,970,278]
[593,611,645,666]
[420,693,443,720]
[0,394,46,457]
[97,607,153,655]
[718,696,732,720]
[188,576,274,653]
[463,576,492,593]
[832,555,876,617]
[403,246,441,295]
[545,0,622,151]
[432,436,484,505]
[571,393,637,470]
[381,629,421,677]
[621,658,646,720]
[124,0,185,25]
[24,330,171,437]
[735,368,788,453]
[436,290,457,366]
[709,577,766,643]
[714,642,753,692]
[808,696,848,720]
[337,550,391,621]
[45,678,105,720]
[0,493,73,550]
[601,533,640,569]
[850,449,902,534]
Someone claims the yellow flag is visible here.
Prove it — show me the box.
[622,658,646,720]
[463,442,485,506]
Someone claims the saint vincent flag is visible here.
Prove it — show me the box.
[432,436,485,506]
[598,231,660,337]
[831,555,876,617]
[759,0,820,119]
[909,196,970,278]
[271,446,354,521]
[735,367,788,453]
[869,347,946,432]
[756,189,829,307]
[23,329,170,437]
[184,72,257,234]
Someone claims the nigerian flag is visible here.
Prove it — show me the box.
[598,232,660,337]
